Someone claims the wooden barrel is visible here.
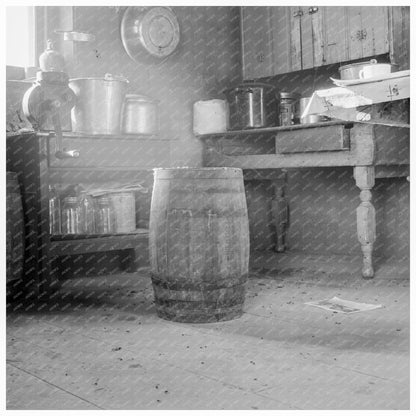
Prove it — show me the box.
[149,167,250,323]
[6,172,24,284]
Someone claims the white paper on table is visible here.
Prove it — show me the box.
[305,296,383,314]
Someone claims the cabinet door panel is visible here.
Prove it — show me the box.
[347,7,363,60]
[360,7,389,57]
[270,7,292,75]
[289,7,302,72]
[300,7,313,69]
[241,6,276,79]
[48,138,171,169]
[323,7,348,65]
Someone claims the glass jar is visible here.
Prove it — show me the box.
[95,197,114,234]
[278,92,300,126]
[78,192,95,234]
[61,197,81,234]
[48,185,61,235]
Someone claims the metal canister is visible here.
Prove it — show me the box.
[121,94,159,135]
[278,92,300,126]
[223,82,278,130]
[107,192,136,233]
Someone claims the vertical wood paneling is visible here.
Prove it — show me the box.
[270,7,291,75]
[241,6,276,79]
[322,7,348,65]
[311,7,325,67]
[361,7,389,58]
[290,7,302,71]
[300,7,313,69]
[347,7,363,60]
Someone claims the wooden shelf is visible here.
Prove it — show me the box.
[50,228,149,257]
[38,131,174,141]
[196,120,353,139]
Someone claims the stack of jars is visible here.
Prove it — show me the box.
[49,187,116,235]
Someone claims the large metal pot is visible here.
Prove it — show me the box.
[69,74,129,135]
[223,82,278,129]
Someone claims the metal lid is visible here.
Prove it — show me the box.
[97,197,110,204]
[70,74,129,83]
[279,91,301,100]
[223,82,277,96]
[125,94,158,103]
[339,59,377,71]
[63,196,79,204]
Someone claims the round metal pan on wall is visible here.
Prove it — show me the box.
[121,6,180,62]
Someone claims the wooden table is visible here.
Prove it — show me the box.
[199,121,409,278]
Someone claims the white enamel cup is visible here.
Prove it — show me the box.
[359,63,391,79]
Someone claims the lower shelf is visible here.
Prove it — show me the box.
[50,228,149,257]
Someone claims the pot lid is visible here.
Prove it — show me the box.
[125,94,159,103]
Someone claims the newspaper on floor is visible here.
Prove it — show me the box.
[305,296,383,314]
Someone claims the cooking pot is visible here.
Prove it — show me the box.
[298,97,330,124]
[121,94,159,135]
[69,74,129,135]
[338,59,397,80]
[223,82,278,129]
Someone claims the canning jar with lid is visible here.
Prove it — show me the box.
[278,92,300,126]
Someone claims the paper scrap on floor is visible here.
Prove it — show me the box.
[305,296,382,314]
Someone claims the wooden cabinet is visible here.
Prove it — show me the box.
[241,6,409,79]
[6,132,171,299]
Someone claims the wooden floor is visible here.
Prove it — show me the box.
[6,252,410,410]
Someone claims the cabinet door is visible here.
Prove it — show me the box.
[241,6,303,79]
[241,6,391,78]
[347,6,389,61]
[241,6,276,79]
[300,6,325,69]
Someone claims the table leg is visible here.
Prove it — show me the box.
[271,172,289,253]
[354,166,376,279]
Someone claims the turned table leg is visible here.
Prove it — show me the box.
[354,166,376,279]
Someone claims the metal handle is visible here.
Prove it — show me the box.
[50,103,80,159]
[293,9,303,17]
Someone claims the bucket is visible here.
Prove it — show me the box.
[107,192,136,233]
[69,74,128,135]
[6,172,24,284]
[149,167,250,323]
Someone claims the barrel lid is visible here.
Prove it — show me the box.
[154,167,243,179]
